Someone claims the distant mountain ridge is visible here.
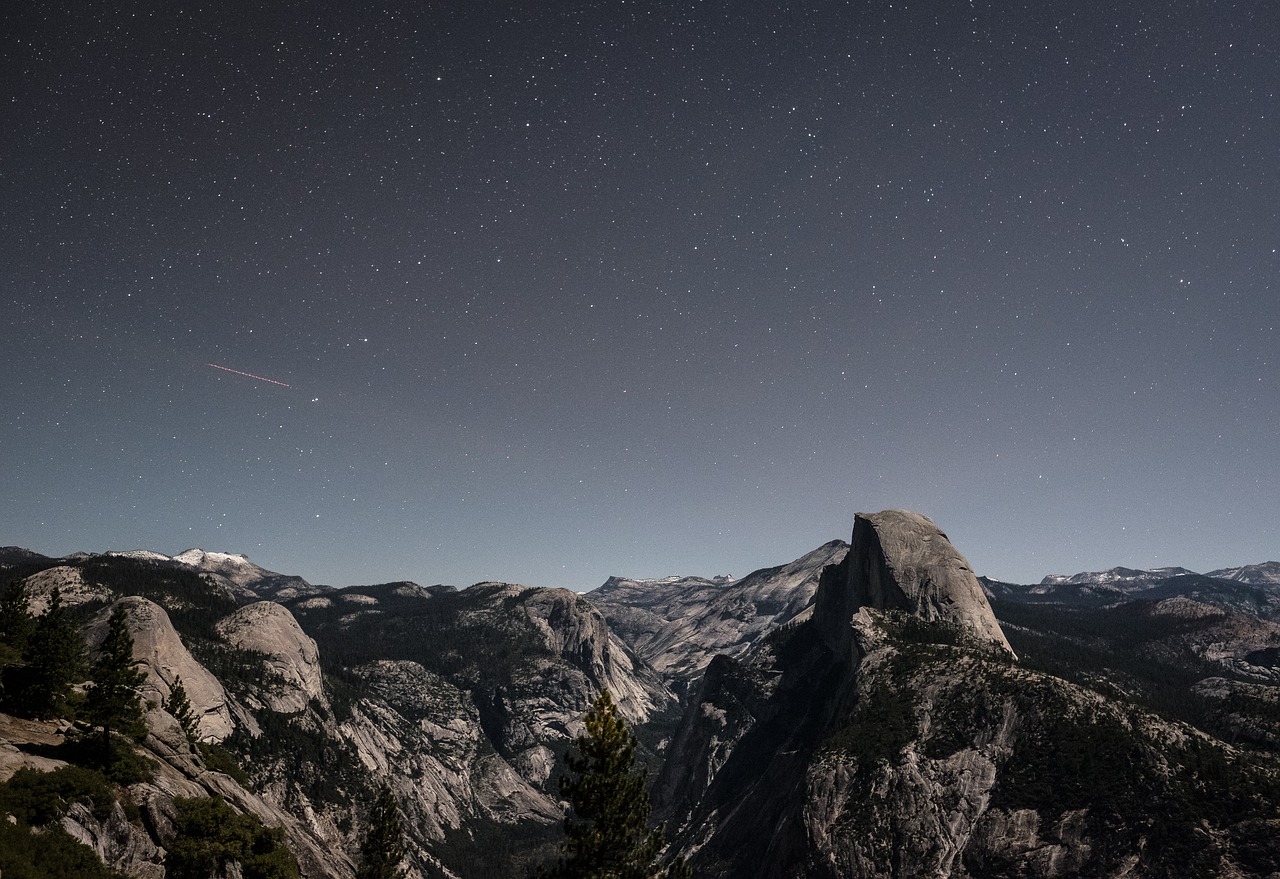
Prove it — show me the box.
[1040,562,1280,589]
[1039,565,1198,590]
[3,528,1280,878]
[0,545,325,603]
[985,562,1280,621]
[1207,561,1280,585]
[588,540,848,694]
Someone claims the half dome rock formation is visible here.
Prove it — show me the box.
[656,511,1280,878]
[818,510,1014,657]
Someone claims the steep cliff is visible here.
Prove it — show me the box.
[822,510,1013,655]
[590,540,848,692]
[6,528,1279,879]
[285,579,679,876]
[2,556,678,879]
[657,511,1280,878]
[215,601,328,714]
[84,595,235,742]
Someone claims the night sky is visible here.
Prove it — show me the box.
[4,1,1277,591]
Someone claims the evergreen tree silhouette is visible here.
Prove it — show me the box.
[166,674,199,742]
[540,689,689,879]
[85,602,147,761]
[0,579,35,680]
[356,783,406,879]
[11,588,85,718]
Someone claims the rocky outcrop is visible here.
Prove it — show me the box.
[518,586,672,727]
[285,579,678,876]
[85,597,235,742]
[819,510,1013,656]
[216,601,327,714]
[0,703,354,879]
[657,510,1280,878]
[340,660,560,843]
[20,564,112,611]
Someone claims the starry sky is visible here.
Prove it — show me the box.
[4,1,1277,591]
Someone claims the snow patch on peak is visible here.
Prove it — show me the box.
[174,548,254,568]
[172,548,276,587]
[1040,565,1198,590]
[1206,562,1280,586]
[106,550,173,562]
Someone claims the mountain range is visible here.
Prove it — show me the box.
[1,515,1278,878]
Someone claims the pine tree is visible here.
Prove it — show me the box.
[0,579,36,677]
[356,784,406,879]
[85,602,147,760]
[166,674,199,742]
[10,589,86,719]
[541,689,688,879]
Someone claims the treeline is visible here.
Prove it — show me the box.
[81,556,238,640]
[1,582,91,721]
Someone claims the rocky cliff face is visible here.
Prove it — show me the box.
[215,600,328,714]
[590,540,848,692]
[19,564,112,612]
[2,599,356,879]
[6,525,1280,879]
[657,510,1280,878]
[1,553,680,879]
[822,510,1013,655]
[284,579,678,876]
[84,596,235,742]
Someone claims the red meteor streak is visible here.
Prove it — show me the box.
[208,363,291,387]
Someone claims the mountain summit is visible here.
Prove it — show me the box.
[818,509,1014,656]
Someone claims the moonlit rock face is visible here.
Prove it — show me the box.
[215,601,326,713]
[88,596,235,742]
[590,540,848,685]
[819,510,1015,655]
[21,566,111,612]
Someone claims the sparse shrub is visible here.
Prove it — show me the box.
[0,764,114,825]
[0,819,125,878]
[197,741,252,786]
[824,678,915,764]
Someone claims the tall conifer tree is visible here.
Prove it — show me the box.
[166,674,199,742]
[542,689,688,879]
[85,602,147,759]
[0,579,35,677]
[356,784,406,879]
[14,588,85,719]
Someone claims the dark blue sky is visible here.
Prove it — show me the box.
[4,1,1277,590]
